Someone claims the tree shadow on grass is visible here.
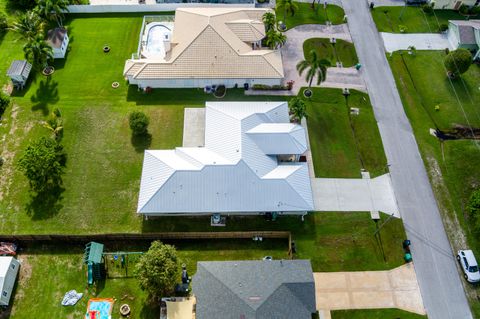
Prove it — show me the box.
[25,185,65,220]
[30,76,59,115]
[131,132,152,153]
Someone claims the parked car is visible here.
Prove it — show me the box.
[457,250,480,283]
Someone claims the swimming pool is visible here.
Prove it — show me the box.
[143,22,173,59]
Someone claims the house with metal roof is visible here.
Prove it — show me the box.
[137,101,313,216]
[47,28,69,59]
[6,60,32,89]
[447,20,480,60]
[0,257,20,306]
[192,260,316,319]
[123,8,284,89]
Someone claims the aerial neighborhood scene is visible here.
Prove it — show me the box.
[0,0,480,317]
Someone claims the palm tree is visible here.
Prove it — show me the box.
[276,0,298,26]
[265,29,287,49]
[35,0,69,27]
[24,35,53,70]
[262,12,276,32]
[10,11,45,41]
[296,50,331,88]
[289,97,307,122]
[43,109,63,140]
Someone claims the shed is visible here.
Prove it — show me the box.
[6,60,32,89]
[47,28,69,59]
[0,257,20,306]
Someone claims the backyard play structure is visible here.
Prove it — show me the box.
[83,242,143,285]
[85,298,114,319]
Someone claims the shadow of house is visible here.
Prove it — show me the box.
[30,77,59,115]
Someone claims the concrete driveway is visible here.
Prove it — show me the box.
[315,264,425,316]
[311,174,399,217]
[381,32,453,53]
[281,24,366,93]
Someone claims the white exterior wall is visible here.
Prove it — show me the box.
[142,211,307,217]
[430,0,478,9]
[128,77,281,88]
[52,34,69,59]
[68,3,253,13]
[0,257,20,306]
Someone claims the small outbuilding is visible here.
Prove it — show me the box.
[0,257,20,306]
[47,28,69,59]
[6,60,32,90]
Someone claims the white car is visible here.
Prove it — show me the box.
[457,250,480,283]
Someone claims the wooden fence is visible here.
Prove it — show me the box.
[0,231,291,244]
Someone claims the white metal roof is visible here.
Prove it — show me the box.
[0,257,13,292]
[137,101,314,214]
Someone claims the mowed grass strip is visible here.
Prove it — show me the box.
[372,6,477,33]
[303,38,358,67]
[331,308,427,319]
[302,88,387,178]
[276,2,345,29]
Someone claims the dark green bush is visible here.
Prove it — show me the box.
[129,111,150,136]
[0,13,7,34]
[0,92,10,118]
[439,23,449,32]
[421,3,433,14]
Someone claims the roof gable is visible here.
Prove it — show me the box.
[192,260,315,319]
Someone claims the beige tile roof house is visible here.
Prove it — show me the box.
[123,8,284,89]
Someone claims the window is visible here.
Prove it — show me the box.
[11,264,15,269]
[469,266,478,273]
[2,291,7,297]
[464,257,469,268]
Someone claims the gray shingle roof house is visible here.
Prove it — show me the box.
[447,20,480,60]
[192,260,316,319]
[6,60,32,89]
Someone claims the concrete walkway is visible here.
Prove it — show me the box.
[182,108,205,147]
[381,32,452,53]
[342,0,472,317]
[311,174,400,217]
[315,264,426,315]
[281,24,366,93]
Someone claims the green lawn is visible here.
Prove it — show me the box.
[331,308,427,319]
[143,212,407,272]
[276,2,345,29]
[7,211,408,318]
[0,14,285,234]
[388,50,480,317]
[0,13,387,233]
[372,7,477,33]
[303,38,358,68]
[303,88,387,178]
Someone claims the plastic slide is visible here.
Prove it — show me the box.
[87,263,93,285]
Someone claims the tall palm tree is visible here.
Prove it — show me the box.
[296,50,331,88]
[276,0,298,26]
[10,11,45,41]
[36,0,69,27]
[262,12,276,32]
[265,29,287,49]
[24,35,53,70]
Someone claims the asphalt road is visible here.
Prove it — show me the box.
[341,1,472,318]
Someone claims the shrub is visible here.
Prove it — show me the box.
[17,137,66,193]
[398,25,408,33]
[439,23,449,32]
[471,5,480,15]
[421,3,433,14]
[7,0,36,10]
[459,4,469,14]
[252,84,288,90]
[468,190,480,232]
[0,92,10,118]
[444,48,473,76]
[129,111,149,136]
[0,13,7,34]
